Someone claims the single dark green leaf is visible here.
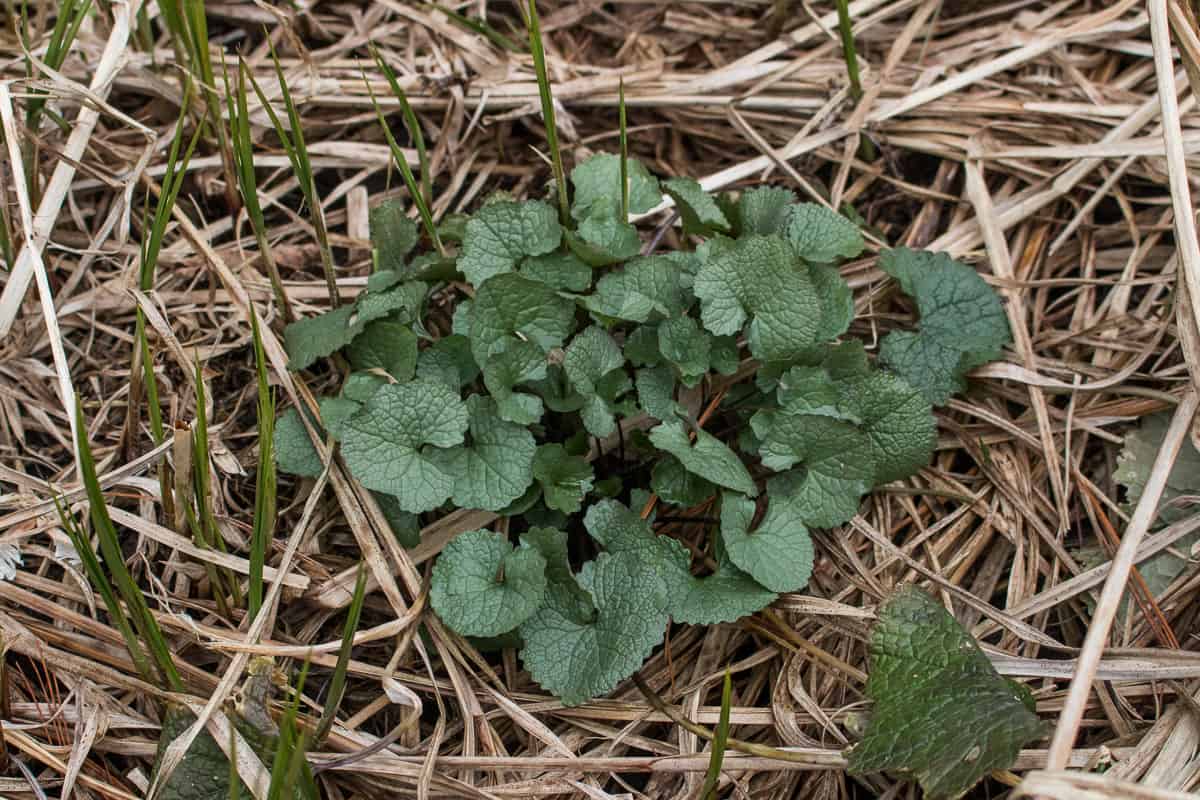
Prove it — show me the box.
[519,551,670,706]
[370,198,419,271]
[573,201,641,265]
[662,176,730,236]
[635,365,680,422]
[341,373,386,404]
[624,325,663,367]
[426,395,536,512]
[521,251,593,292]
[532,443,595,513]
[673,554,777,625]
[416,334,480,391]
[847,586,1043,799]
[570,152,661,220]
[734,186,794,235]
[836,368,936,485]
[338,381,468,513]
[375,492,420,548]
[469,273,577,365]
[154,707,255,800]
[320,396,361,439]
[583,499,691,596]
[284,305,360,371]
[530,364,588,414]
[346,317,418,382]
[878,248,1012,405]
[459,200,561,286]
[430,530,547,637]
[785,203,865,264]
[481,339,548,425]
[274,407,323,478]
[810,263,855,341]
[563,326,627,438]
[658,315,711,386]
[583,256,688,323]
[650,456,715,508]
[751,409,874,527]
[693,235,822,363]
[355,281,427,327]
[520,525,592,623]
[648,420,757,497]
[719,477,813,593]
[774,365,853,421]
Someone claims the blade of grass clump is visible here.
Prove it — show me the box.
[224,57,295,323]
[250,40,340,305]
[72,400,184,692]
[134,3,154,53]
[268,661,318,800]
[22,0,93,200]
[370,45,432,214]
[248,309,275,624]
[362,67,444,257]
[699,670,733,800]
[312,563,367,745]
[428,3,521,52]
[155,0,188,66]
[129,93,201,538]
[54,496,159,686]
[525,0,569,224]
[180,0,241,214]
[618,78,629,222]
[190,359,241,614]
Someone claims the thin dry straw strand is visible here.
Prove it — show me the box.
[0,0,145,335]
[1149,0,1200,386]
[1044,390,1200,769]
[0,83,79,464]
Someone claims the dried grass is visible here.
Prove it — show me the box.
[2,0,1200,798]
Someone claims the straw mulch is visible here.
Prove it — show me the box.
[2,0,1200,797]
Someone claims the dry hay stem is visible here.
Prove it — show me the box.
[3,0,1200,797]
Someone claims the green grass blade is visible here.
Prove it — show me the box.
[228,725,241,800]
[699,670,733,800]
[128,87,197,529]
[261,38,339,305]
[0,190,13,269]
[225,56,295,322]
[24,0,94,198]
[155,0,187,55]
[141,91,204,291]
[428,4,521,52]
[53,496,157,686]
[248,309,275,623]
[362,69,444,256]
[618,78,629,223]
[73,400,184,691]
[34,0,94,112]
[525,0,569,224]
[268,661,316,800]
[180,0,241,214]
[835,0,863,100]
[313,563,366,744]
[370,44,432,214]
[190,359,240,612]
